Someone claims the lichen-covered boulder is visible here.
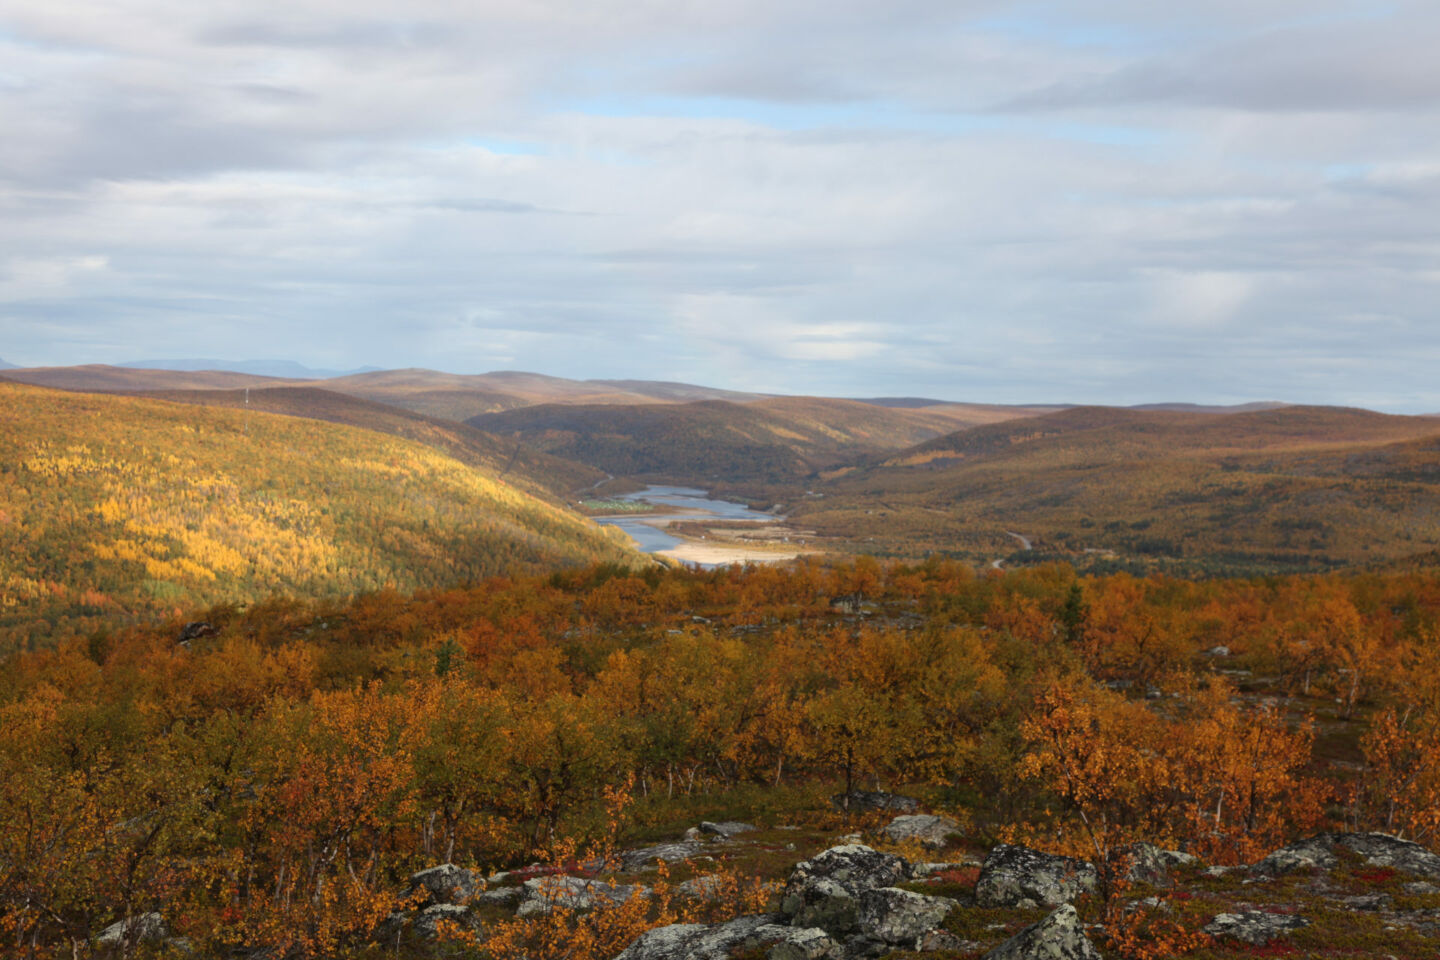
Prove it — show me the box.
[515,875,649,917]
[621,840,705,871]
[410,863,479,904]
[1251,833,1440,880]
[1202,911,1309,945]
[881,814,961,851]
[700,820,757,838]
[1123,842,1197,886]
[612,914,833,960]
[95,913,167,946]
[780,845,912,936]
[412,903,482,941]
[982,904,1101,960]
[855,887,956,944]
[974,844,1097,908]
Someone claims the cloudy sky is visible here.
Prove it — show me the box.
[2,1,1439,408]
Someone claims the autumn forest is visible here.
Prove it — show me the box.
[7,369,1440,959]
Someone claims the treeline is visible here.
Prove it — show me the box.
[6,559,1440,956]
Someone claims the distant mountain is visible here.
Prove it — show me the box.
[0,358,15,370]
[120,358,382,378]
[1130,401,1290,414]
[5,364,292,392]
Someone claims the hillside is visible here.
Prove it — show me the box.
[3,363,294,392]
[468,396,995,485]
[795,405,1440,573]
[129,386,607,500]
[0,382,638,652]
[319,370,769,420]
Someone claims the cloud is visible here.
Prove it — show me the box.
[1,1,1440,408]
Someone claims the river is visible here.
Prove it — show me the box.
[594,485,803,567]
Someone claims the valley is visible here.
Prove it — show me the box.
[8,363,1440,959]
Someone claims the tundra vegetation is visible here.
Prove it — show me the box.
[7,558,1440,958]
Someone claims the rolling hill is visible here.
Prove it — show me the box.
[315,369,770,421]
[0,382,639,652]
[794,405,1440,573]
[467,396,1011,485]
[3,364,294,392]
[126,386,606,500]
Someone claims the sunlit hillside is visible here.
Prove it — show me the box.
[0,383,639,652]
[799,405,1440,573]
[130,386,607,500]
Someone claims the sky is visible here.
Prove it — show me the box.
[2,1,1439,409]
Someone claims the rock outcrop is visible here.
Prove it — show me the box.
[1202,910,1310,945]
[95,913,168,946]
[881,814,961,850]
[1251,832,1440,880]
[410,863,479,904]
[515,875,649,917]
[974,844,1098,908]
[700,820,757,838]
[612,914,834,960]
[981,904,1101,960]
[779,844,912,935]
[412,903,482,941]
[1122,842,1197,885]
[854,887,956,944]
[622,841,705,871]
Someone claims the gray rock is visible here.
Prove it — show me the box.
[612,914,825,960]
[975,844,1098,908]
[855,887,956,944]
[881,814,961,851]
[475,885,524,908]
[1206,645,1231,657]
[915,929,984,953]
[831,790,919,815]
[780,844,912,936]
[621,841,705,871]
[409,863,479,904]
[1123,842,1197,886]
[412,903,480,941]
[1251,833,1440,880]
[677,875,729,901]
[95,913,167,945]
[700,820,757,838]
[1405,881,1440,895]
[515,875,649,917]
[1202,910,1309,945]
[766,927,839,960]
[982,903,1101,960]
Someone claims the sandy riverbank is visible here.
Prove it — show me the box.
[659,540,817,565]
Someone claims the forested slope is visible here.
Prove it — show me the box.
[130,386,606,499]
[0,383,638,651]
[800,405,1440,572]
[469,397,981,485]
